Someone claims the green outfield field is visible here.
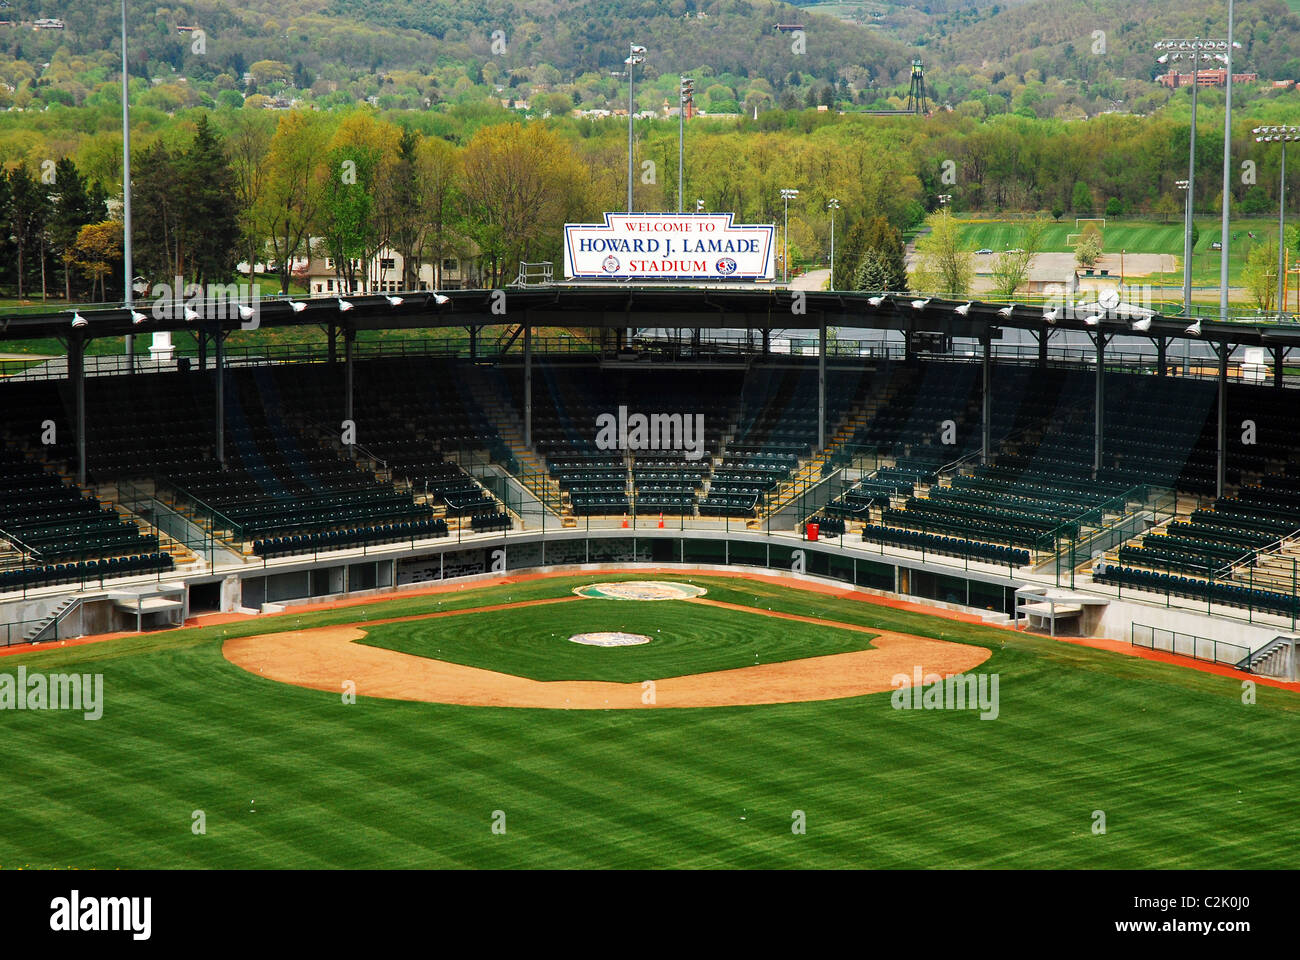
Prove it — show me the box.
[958,217,1282,290]
[0,572,1295,869]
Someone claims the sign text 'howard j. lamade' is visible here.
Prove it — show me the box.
[564,213,775,281]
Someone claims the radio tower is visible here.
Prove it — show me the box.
[906,58,929,115]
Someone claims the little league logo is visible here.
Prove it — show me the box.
[715,257,738,275]
[602,255,621,273]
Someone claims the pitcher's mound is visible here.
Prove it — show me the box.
[569,632,652,647]
[574,581,706,600]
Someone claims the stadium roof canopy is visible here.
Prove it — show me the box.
[5,287,1300,348]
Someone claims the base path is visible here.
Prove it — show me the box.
[222,599,990,709]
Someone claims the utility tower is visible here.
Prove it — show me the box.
[906,58,929,114]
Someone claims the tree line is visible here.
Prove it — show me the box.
[4,99,1300,303]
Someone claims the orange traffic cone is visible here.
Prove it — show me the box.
[621,514,629,528]
[658,512,664,528]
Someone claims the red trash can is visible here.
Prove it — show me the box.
[806,522,819,541]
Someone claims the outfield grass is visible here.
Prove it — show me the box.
[0,573,1295,869]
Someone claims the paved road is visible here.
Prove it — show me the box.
[790,268,830,291]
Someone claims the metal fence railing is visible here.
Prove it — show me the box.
[1131,621,1249,668]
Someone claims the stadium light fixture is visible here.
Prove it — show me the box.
[1218,3,1238,323]
[625,42,646,214]
[678,76,694,214]
[1253,125,1299,318]
[1155,36,1229,318]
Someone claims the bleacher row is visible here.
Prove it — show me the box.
[253,518,449,558]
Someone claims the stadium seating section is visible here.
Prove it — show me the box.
[4,353,1300,612]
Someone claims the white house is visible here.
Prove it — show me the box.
[303,243,480,296]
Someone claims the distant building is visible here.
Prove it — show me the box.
[773,23,804,32]
[33,18,64,30]
[1158,69,1258,88]
[304,244,481,296]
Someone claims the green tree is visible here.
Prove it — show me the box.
[255,110,331,295]
[178,114,241,284]
[852,247,890,292]
[6,165,49,299]
[858,215,907,291]
[990,218,1047,298]
[1071,180,1093,216]
[1243,240,1278,312]
[911,209,973,297]
[317,144,380,293]
[1074,221,1103,268]
[225,111,275,282]
[48,158,100,301]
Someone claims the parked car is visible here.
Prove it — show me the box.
[975,247,993,255]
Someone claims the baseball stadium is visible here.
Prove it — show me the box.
[1,287,1298,870]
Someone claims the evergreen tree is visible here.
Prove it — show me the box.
[178,114,241,284]
[852,248,890,292]
[132,141,181,283]
[860,215,907,291]
[6,165,49,299]
[48,158,98,301]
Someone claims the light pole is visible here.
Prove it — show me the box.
[1254,126,1300,318]
[625,43,646,214]
[678,76,693,214]
[827,198,840,289]
[780,188,799,284]
[121,0,134,370]
[1177,178,1191,308]
[1155,37,1230,317]
[1219,4,1239,321]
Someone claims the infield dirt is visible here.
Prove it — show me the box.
[223,594,991,708]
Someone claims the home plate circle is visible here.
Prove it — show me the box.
[573,581,707,600]
[569,632,652,647]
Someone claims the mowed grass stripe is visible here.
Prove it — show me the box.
[1,575,1297,867]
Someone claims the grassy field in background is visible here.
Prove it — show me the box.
[0,572,1296,869]
[958,217,1281,289]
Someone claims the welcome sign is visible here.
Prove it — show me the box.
[564,213,776,281]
